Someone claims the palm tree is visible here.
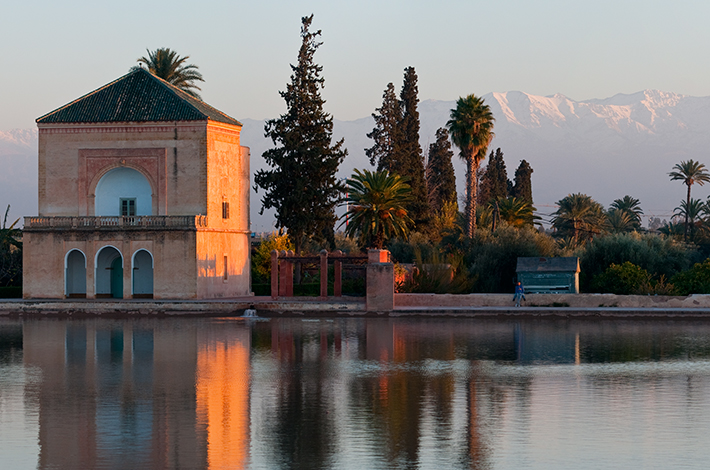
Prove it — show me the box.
[607,209,636,233]
[342,169,413,249]
[494,196,538,228]
[135,48,204,99]
[446,94,495,237]
[610,195,643,229]
[551,193,607,246]
[0,205,22,288]
[669,160,710,241]
[0,205,20,251]
[674,198,705,240]
[659,221,685,238]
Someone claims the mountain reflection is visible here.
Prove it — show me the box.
[2,317,710,469]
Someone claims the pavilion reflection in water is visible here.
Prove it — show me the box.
[20,319,250,470]
[8,318,710,469]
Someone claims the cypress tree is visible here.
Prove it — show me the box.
[366,83,403,172]
[426,127,456,213]
[480,148,510,204]
[366,67,430,229]
[398,66,430,228]
[254,15,347,254]
[477,166,491,207]
[513,159,534,205]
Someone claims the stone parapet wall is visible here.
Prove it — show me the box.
[396,293,710,308]
[25,215,206,230]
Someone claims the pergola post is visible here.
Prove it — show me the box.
[270,250,279,299]
[333,250,343,297]
[319,250,328,299]
[278,250,294,297]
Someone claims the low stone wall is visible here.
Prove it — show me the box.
[0,297,366,316]
[4,294,710,317]
[396,293,710,309]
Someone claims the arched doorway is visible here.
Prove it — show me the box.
[65,250,87,298]
[95,167,153,216]
[96,246,123,298]
[132,250,154,299]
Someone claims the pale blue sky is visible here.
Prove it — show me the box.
[2,0,710,129]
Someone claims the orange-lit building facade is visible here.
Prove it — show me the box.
[23,68,251,299]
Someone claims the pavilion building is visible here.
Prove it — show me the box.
[23,68,251,299]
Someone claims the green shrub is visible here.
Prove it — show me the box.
[251,233,294,284]
[590,262,652,294]
[387,232,435,263]
[398,250,476,294]
[671,259,710,295]
[634,275,677,295]
[341,277,366,296]
[252,283,271,296]
[293,283,320,296]
[334,232,361,254]
[578,232,695,291]
[0,286,22,298]
[464,224,558,293]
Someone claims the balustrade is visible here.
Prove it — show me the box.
[24,215,209,229]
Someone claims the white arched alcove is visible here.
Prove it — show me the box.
[132,249,154,298]
[65,249,87,297]
[95,167,152,216]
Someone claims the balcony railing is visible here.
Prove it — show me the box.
[24,215,208,230]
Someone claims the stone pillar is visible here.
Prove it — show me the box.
[278,250,288,297]
[86,246,96,299]
[285,250,294,296]
[319,250,328,299]
[270,250,279,299]
[123,250,131,300]
[333,250,343,297]
[366,249,394,312]
[278,250,294,297]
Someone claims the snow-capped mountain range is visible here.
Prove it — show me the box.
[3,90,709,230]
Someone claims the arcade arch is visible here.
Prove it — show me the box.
[65,249,86,298]
[132,249,154,298]
[96,246,123,298]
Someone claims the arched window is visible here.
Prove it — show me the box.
[95,167,152,216]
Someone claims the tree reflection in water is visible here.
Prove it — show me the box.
[2,317,710,469]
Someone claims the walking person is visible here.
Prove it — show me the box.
[514,281,526,307]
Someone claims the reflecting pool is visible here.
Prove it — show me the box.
[1,317,710,469]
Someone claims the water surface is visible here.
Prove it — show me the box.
[1,316,710,469]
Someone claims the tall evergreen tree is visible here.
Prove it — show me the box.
[254,15,347,254]
[366,67,429,229]
[426,128,457,213]
[398,67,430,228]
[513,159,534,205]
[479,148,509,205]
[366,83,403,172]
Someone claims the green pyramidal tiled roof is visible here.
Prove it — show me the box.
[36,68,241,126]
